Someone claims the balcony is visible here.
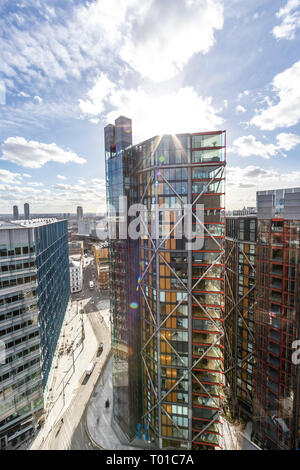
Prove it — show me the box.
[193,395,220,409]
[194,432,220,446]
[195,280,223,292]
[193,293,223,306]
[268,329,280,342]
[268,354,280,368]
[193,421,221,435]
[193,383,221,396]
[271,279,282,290]
[193,370,222,384]
[192,308,222,320]
[271,222,284,233]
[269,342,280,356]
[194,357,222,371]
[271,249,283,263]
[271,235,283,246]
[193,332,220,344]
[270,265,283,276]
[192,345,222,359]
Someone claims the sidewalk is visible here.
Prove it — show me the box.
[86,356,144,450]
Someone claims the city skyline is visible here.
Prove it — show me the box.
[0,0,300,213]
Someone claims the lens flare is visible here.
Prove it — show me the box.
[130,302,138,309]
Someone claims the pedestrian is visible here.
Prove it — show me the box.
[105,398,110,408]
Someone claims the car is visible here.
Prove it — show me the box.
[85,362,95,376]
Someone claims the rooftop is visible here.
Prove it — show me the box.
[0,218,60,230]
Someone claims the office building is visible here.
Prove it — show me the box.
[98,265,109,290]
[69,257,83,293]
[0,218,70,449]
[68,241,84,258]
[24,204,30,220]
[105,116,226,449]
[77,206,83,220]
[225,213,257,418]
[93,245,109,290]
[13,206,19,220]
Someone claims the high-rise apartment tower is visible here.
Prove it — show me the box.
[13,206,19,220]
[105,117,226,450]
[24,203,30,220]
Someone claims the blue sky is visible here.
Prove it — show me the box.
[0,0,300,213]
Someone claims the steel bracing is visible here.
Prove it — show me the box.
[139,159,225,449]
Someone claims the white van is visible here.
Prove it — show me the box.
[86,362,95,376]
[89,280,94,290]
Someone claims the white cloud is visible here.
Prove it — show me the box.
[89,118,100,125]
[57,174,66,180]
[227,165,300,209]
[230,132,300,159]
[236,105,246,113]
[79,73,115,115]
[120,0,224,81]
[79,75,224,142]
[276,132,300,150]
[18,91,30,98]
[28,181,44,187]
[238,90,249,100]
[251,60,300,130]
[0,0,223,87]
[0,169,22,184]
[277,0,300,17]
[273,0,300,40]
[0,176,107,214]
[22,173,31,178]
[230,135,277,159]
[33,95,43,104]
[1,137,87,168]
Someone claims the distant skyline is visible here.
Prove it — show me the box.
[0,0,300,212]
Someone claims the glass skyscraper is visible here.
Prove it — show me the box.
[0,218,70,449]
[105,117,226,449]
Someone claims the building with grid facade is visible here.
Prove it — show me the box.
[0,219,70,449]
[253,188,300,450]
[105,116,226,450]
[225,188,300,450]
[225,215,257,418]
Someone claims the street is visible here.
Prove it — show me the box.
[30,251,111,450]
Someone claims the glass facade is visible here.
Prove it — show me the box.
[0,219,69,449]
[225,216,256,418]
[254,217,300,450]
[106,117,142,440]
[34,220,70,387]
[0,224,42,449]
[105,117,226,449]
[225,189,300,450]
